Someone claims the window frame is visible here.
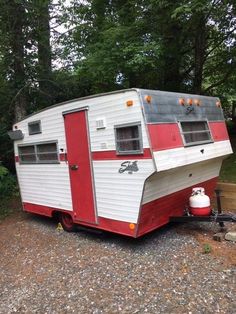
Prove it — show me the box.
[18,141,59,164]
[179,120,213,147]
[28,120,42,135]
[114,122,143,155]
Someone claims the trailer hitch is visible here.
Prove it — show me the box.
[169,213,236,223]
[169,189,236,224]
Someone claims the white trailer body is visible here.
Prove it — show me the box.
[11,89,232,237]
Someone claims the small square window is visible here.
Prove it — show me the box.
[28,121,41,135]
[115,123,143,155]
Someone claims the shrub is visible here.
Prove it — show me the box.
[0,165,17,198]
[226,120,236,135]
[203,243,212,254]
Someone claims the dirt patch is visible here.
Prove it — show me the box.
[0,196,22,221]
[176,222,236,267]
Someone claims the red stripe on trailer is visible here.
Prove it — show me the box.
[15,156,19,162]
[92,148,152,160]
[22,202,136,237]
[23,202,55,217]
[136,177,218,237]
[209,121,229,142]
[97,217,136,236]
[147,124,183,151]
[59,153,66,161]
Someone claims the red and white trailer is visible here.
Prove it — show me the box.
[10,89,232,237]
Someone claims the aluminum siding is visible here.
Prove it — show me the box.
[152,140,232,172]
[142,158,223,205]
[14,90,154,221]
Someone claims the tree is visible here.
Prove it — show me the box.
[0,1,27,122]
[35,0,53,107]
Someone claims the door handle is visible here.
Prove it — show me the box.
[70,165,79,170]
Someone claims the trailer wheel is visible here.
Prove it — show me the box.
[59,213,76,232]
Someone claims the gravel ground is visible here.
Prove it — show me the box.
[0,212,235,314]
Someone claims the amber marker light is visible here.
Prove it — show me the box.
[216,100,221,108]
[193,99,201,106]
[126,100,133,107]
[179,98,185,106]
[145,95,152,103]
[129,223,135,230]
[187,98,193,105]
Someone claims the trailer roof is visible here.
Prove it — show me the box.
[15,88,220,123]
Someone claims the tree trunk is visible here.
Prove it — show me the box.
[160,26,182,92]
[232,101,236,125]
[193,16,206,95]
[9,1,27,122]
[36,0,52,107]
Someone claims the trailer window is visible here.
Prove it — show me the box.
[18,142,59,164]
[115,123,143,154]
[180,121,212,146]
[28,120,41,135]
[18,145,36,162]
[36,143,59,161]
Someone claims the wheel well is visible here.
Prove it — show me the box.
[52,211,60,221]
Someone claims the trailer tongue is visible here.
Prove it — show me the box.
[170,189,236,225]
[169,213,236,223]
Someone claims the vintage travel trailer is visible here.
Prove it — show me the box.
[10,89,233,237]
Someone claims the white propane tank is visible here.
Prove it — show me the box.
[189,187,211,216]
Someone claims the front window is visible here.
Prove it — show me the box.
[115,123,143,154]
[180,121,212,146]
[18,142,59,164]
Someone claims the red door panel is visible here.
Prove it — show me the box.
[64,110,97,224]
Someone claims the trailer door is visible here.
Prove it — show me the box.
[64,109,97,224]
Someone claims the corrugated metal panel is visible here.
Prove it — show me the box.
[16,164,73,210]
[153,140,232,172]
[93,160,155,223]
[142,158,223,204]
[139,89,224,123]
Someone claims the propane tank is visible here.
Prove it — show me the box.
[189,187,211,216]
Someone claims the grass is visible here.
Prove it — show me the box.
[219,134,236,183]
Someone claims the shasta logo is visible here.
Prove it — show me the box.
[118,161,139,174]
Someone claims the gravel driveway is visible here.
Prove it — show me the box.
[0,212,235,314]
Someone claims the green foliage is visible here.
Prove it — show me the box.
[0,165,17,198]
[226,120,236,136]
[220,134,236,183]
[0,0,235,177]
[220,153,236,183]
[203,243,212,254]
[63,0,236,96]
